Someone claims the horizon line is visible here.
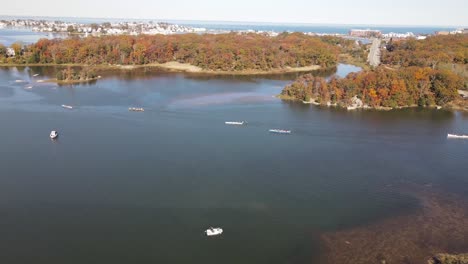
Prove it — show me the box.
[0,14,466,28]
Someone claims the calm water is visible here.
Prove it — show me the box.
[0,64,467,264]
[0,28,68,46]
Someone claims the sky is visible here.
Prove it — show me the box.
[1,0,467,27]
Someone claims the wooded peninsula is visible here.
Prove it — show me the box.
[0,33,339,73]
[281,35,468,110]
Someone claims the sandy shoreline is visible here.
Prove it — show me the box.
[0,61,322,75]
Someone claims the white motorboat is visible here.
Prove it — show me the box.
[50,130,58,139]
[205,227,223,236]
[129,107,145,112]
[225,121,245,125]
[33,74,39,77]
[447,134,468,139]
[62,104,73,109]
[25,86,33,89]
[269,129,291,134]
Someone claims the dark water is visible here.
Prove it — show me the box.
[0,65,467,264]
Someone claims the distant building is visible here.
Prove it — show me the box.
[349,29,382,38]
[435,31,450,36]
[382,32,415,39]
[6,48,15,57]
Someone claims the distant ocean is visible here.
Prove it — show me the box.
[176,22,458,35]
[0,15,461,46]
[1,15,460,34]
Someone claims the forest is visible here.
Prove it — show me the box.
[281,67,464,108]
[282,34,467,109]
[382,35,468,67]
[0,33,339,71]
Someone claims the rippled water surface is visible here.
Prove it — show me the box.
[0,65,466,264]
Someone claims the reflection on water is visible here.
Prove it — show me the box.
[0,64,359,111]
[0,65,467,264]
[169,92,276,108]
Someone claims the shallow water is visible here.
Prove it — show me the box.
[0,65,466,264]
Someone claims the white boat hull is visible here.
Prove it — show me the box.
[447,134,468,139]
[129,107,145,112]
[50,131,58,139]
[205,228,223,236]
[269,129,291,134]
[225,121,244,125]
[62,105,73,109]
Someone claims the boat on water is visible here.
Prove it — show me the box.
[33,74,39,77]
[205,227,223,237]
[61,105,73,109]
[129,107,145,112]
[50,130,58,139]
[25,86,33,89]
[447,134,468,139]
[269,129,291,134]
[225,121,245,125]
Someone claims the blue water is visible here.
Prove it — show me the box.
[0,28,68,46]
[1,15,458,37]
[177,22,457,35]
[0,64,467,264]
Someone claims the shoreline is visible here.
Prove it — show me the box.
[277,95,464,112]
[0,62,324,76]
[48,76,102,84]
[338,54,370,70]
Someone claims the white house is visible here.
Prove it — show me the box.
[6,48,15,57]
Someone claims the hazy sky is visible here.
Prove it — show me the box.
[2,0,467,26]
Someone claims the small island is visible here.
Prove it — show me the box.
[54,67,100,84]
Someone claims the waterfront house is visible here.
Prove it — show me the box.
[6,48,15,57]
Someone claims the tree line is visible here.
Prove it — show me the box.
[382,35,468,67]
[0,32,339,71]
